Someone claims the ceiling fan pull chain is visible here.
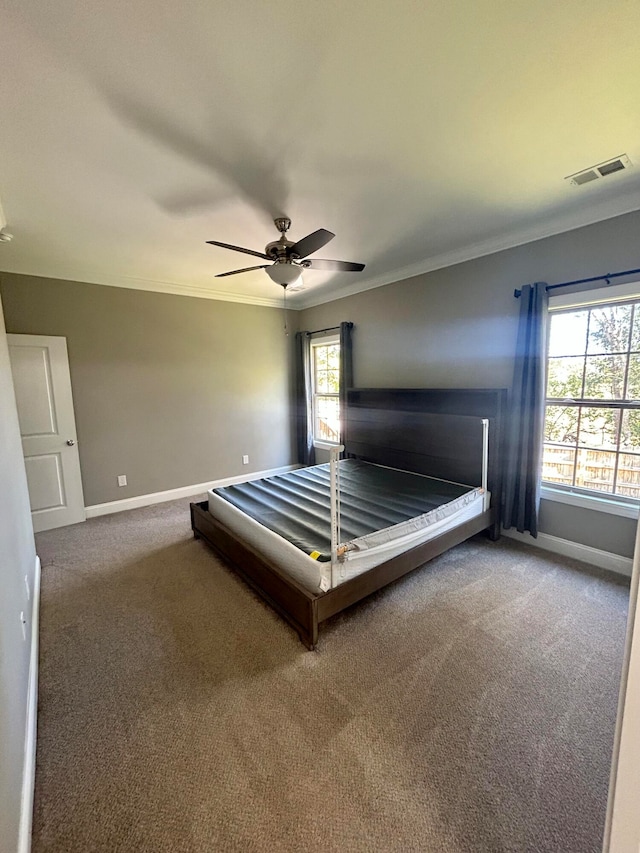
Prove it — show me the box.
[283,285,288,335]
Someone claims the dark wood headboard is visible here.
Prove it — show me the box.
[345,388,507,505]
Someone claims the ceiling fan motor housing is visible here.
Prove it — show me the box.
[265,218,296,260]
[265,238,295,260]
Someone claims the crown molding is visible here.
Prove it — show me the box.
[0,265,284,308]
[3,194,640,311]
[295,195,640,310]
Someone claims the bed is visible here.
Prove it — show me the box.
[190,388,506,648]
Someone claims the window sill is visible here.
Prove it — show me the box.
[313,440,340,451]
[541,485,640,519]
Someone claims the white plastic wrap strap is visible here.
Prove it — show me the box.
[329,444,345,587]
[481,418,490,511]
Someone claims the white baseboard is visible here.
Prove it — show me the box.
[18,554,40,853]
[85,464,302,518]
[502,528,633,577]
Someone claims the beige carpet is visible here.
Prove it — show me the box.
[33,497,628,853]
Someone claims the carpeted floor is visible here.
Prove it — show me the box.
[33,497,629,853]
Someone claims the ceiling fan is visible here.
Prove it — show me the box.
[206,218,365,287]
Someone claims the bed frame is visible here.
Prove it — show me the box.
[191,388,507,649]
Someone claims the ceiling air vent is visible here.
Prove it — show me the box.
[566,154,633,186]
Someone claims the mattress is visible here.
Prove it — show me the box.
[208,459,487,594]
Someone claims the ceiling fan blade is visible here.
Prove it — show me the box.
[206,240,270,260]
[303,259,365,272]
[215,265,269,278]
[289,228,335,259]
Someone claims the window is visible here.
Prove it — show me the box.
[311,336,340,445]
[543,291,640,503]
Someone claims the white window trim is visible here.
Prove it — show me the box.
[549,279,640,311]
[542,279,640,517]
[314,440,339,451]
[541,485,639,519]
[310,333,340,449]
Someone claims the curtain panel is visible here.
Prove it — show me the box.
[339,322,354,449]
[295,331,316,467]
[503,282,548,536]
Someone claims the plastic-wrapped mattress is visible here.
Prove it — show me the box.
[208,459,486,594]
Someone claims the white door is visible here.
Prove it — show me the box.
[8,334,86,532]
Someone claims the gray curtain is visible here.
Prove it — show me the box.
[339,322,354,449]
[295,331,315,466]
[503,282,548,536]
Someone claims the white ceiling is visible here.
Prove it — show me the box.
[1,0,640,309]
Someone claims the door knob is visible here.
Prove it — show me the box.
[66,439,75,446]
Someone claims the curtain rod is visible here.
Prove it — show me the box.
[305,322,353,336]
[513,266,640,298]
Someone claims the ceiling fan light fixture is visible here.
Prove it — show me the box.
[266,262,303,286]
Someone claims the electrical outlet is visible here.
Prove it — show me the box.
[24,575,30,601]
[20,611,26,642]
[117,474,127,487]
[242,455,249,465]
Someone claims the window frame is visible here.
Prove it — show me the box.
[310,333,341,449]
[542,280,640,516]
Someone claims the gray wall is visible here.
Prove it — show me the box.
[0,274,296,506]
[0,296,38,853]
[299,209,640,559]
